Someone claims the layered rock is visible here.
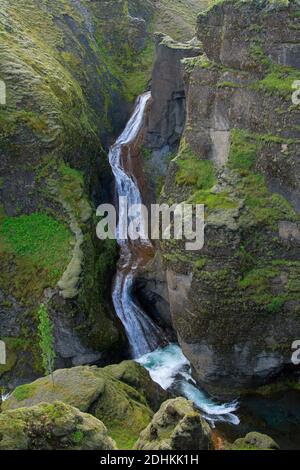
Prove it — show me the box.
[2,361,169,449]
[143,0,300,397]
[134,397,213,450]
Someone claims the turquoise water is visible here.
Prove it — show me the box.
[218,390,300,450]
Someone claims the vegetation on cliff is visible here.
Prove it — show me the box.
[157,0,300,396]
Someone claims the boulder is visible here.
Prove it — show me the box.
[232,432,280,451]
[0,401,116,450]
[3,361,168,449]
[134,397,213,450]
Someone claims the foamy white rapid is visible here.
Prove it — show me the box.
[138,344,240,426]
[108,93,239,426]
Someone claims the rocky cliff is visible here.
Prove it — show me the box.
[0,0,206,391]
[142,0,300,397]
[0,0,159,389]
[0,0,146,385]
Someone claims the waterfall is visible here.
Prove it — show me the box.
[108,92,162,358]
[108,92,239,426]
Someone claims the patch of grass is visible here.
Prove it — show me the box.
[0,213,71,275]
[250,43,271,67]
[235,170,297,229]
[217,81,240,89]
[240,266,280,305]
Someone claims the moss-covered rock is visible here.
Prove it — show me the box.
[134,397,213,450]
[232,432,280,451]
[3,361,169,449]
[0,401,116,450]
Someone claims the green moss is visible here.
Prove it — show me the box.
[251,64,300,99]
[176,142,216,190]
[228,129,261,171]
[93,374,154,450]
[238,172,298,228]
[12,383,37,401]
[0,213,72,285]
[249,43,271,67]
[266,296,285,313]
[72,430,84,444]
[124,41,155,101]
[217,81,240,89]
[239,261,300,309]
[194,257,207,270]
[193,190,238,211]
[232,443,267,451]
[0,336,43,381]
[240,266,279,289]
[177,158,216,189]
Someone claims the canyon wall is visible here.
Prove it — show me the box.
[0,0,205,390]
[143,0,300,397]
[0,0,157,389]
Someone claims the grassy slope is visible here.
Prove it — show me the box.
[155,0,209,39]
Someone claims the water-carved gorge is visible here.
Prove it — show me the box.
[1,0,300,451]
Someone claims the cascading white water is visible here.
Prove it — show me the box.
[109,92,161,358]
[138,344,240,426]
[108,92,239,426]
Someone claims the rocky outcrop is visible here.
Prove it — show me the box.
[146,33,201,150]
[231,432,280,451]
[134,397,213,450]
[3,361,169,449]
[143,0,300,398]
[0,401,116,450]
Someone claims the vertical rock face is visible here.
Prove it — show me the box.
[145,0,300,397]
[146,34,201,150]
